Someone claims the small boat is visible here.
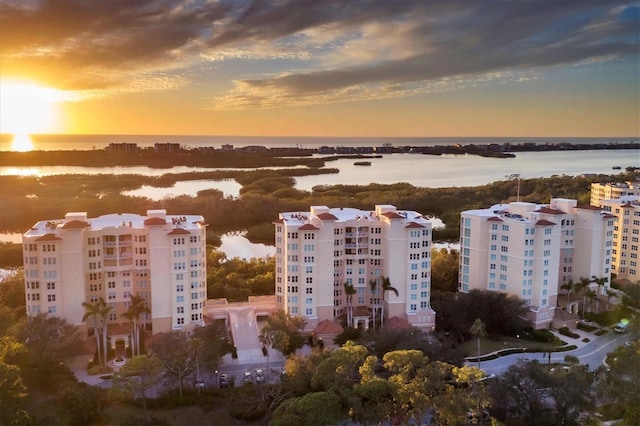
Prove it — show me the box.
[354,161,371,166]
[612,166,621,170]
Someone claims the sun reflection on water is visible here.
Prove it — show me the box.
[10,133,34,152]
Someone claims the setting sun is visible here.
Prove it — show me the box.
[0,81,62,134]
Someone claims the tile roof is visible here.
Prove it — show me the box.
[487,216,504,222]
[575,204,602,210]
[273,218,284,224]
[167,228,191,235]
[144,217,167,226]
[299,223,319,230]
[536,219,557,226]
[535,207,566,215]
[61,220,89,229]
[35,233,62,242]
[314,319,344,335]
[384,316,413,331]
[317,212,338,221]
[405,222,425,229]
[382,211,403,219]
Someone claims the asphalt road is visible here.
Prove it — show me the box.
[472,331,630,375]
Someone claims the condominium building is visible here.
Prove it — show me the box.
[22,210,207,336]
[459,199,614,328]
[590,181,640,207]
[274,205,436,332]
[599,196,640,282]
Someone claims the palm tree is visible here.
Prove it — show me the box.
[560,280,576,304]
[591,275,608,295]
[585,289,597,314]
[343,282,356,328]
[380,276,399,327]
[591,276,608,313]
[470,318,487,369]
[82,299,105,366]
[576,277,592,317]
[369,279,378,329]
[98,300,113,366]
[121,294,150,357]
[604,288,617,312]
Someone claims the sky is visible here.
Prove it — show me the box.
[0,0,639,137]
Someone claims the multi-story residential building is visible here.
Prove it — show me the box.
[459,199,614,328]
[590,181,640,207]
[274,205,436,332]
[22,209,207,339]
[599,196,640,282]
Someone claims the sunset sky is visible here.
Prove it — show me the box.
[0,0,638,137]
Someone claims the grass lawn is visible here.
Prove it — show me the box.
[457,335,565,358]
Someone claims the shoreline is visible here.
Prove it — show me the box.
[1,141,638,169]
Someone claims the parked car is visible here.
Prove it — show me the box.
[613,322,628,333]
[219,373,231,388]
[255,369,265,384]
[194,380,205,389]
[242,371,253,385]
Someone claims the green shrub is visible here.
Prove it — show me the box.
[530,329,556,342]
[558,327,580,339]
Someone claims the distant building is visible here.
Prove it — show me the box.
[107,143,138,153]
[220,144,234,151]
[590,181,640,207]
[22,210,207,342]
[154,143,181,153]
[459,199,614,328]
[599,196,640,282]
[274,205,436,333]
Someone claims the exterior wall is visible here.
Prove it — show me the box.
[275,205,436,332]
[22,210,206,336]
[591,181,640,207]
[600,197,640,282]
[460,198,613,329]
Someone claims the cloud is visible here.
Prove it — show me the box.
[0,0,637,108]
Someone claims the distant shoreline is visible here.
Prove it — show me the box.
[1,141,638,169]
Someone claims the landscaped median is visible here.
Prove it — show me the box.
[465,343,578,363]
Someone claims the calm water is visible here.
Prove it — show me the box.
[1,135,637,257]
[2,149,637,198]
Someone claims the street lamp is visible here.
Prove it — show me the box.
[215,370,218,388]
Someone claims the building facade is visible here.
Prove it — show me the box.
[22,209,207,335]
[590,181,640,207]
[274,205,436,332]
[599,196,640,282]
[459,199,614,328]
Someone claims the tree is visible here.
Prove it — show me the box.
[121,294,150,357]
[82,298,106,366]
[605,340,640,425]
[98,300,113,367]
[0,337,29,425]
[111,355,163,424]
[560,279,576,304]
[584,289,597,314]
[11,313,83,366]
[270,390,346,426]
[311,341,368,390]
[604,288,617,312]
[343,282,356,328]
[0,270,25,335]
[260,310,306,356]
[368,279,378,329]
[470,318,486,368]
[149,331,194,398]
[380,276,398,327]
[591,276,608,313]
[430,248,460,293]
[190,321,232,375]
[576,276,592,317]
